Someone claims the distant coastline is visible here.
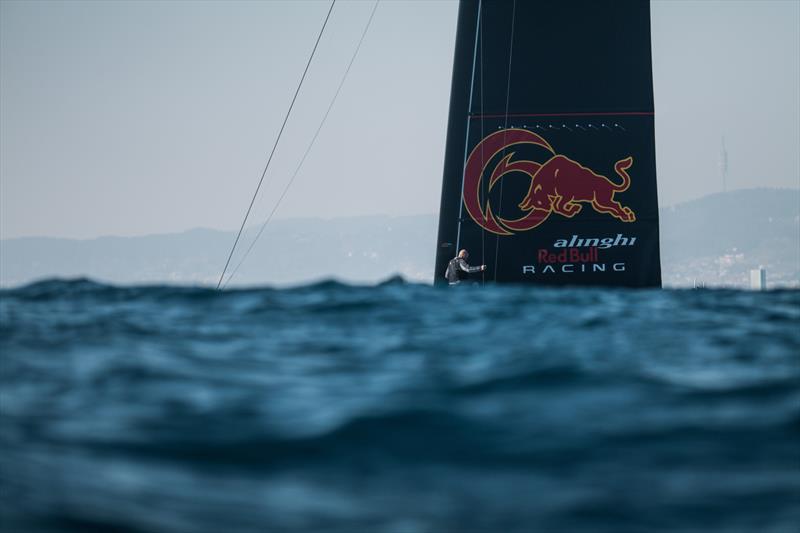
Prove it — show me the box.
[2,188,798,289]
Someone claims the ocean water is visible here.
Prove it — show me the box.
[1,278,798,533]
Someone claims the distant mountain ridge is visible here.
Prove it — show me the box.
[1,189,798,288]
[1,215,439,287]
[659,188,799,287]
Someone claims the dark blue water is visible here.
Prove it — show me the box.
[1,279,798,533]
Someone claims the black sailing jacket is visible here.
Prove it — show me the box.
[445,257,482,284]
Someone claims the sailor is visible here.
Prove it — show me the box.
[445,249,486,285]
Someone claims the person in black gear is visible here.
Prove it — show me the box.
[444,249,486,285]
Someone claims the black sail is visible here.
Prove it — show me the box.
[435,0,661,287]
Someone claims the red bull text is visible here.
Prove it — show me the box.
[523,234,637,276]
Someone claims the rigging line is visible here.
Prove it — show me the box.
[454,0,483,256]
[215,0,336,290]
[493,0,516,282]
[221,0,380,289]
[479,1,485,285]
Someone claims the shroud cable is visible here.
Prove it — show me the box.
[216,0,337,289]
[221,0,380,289]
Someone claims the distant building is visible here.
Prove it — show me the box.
[750,268,766,290]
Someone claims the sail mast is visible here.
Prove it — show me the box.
[434,0,482,282]
[454,0,482,256]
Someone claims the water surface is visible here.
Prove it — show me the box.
[1,279,798,532]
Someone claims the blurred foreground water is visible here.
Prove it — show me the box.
[1,279,799,532]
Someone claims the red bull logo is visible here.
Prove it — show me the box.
[463,128,637,236]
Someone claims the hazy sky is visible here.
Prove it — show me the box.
[1,0,798,239]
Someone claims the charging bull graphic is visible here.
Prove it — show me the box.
[463,128,636,236]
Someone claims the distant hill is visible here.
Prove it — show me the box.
[0,215,439,288]
[659,188,799,287]
[1,189,798,288]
